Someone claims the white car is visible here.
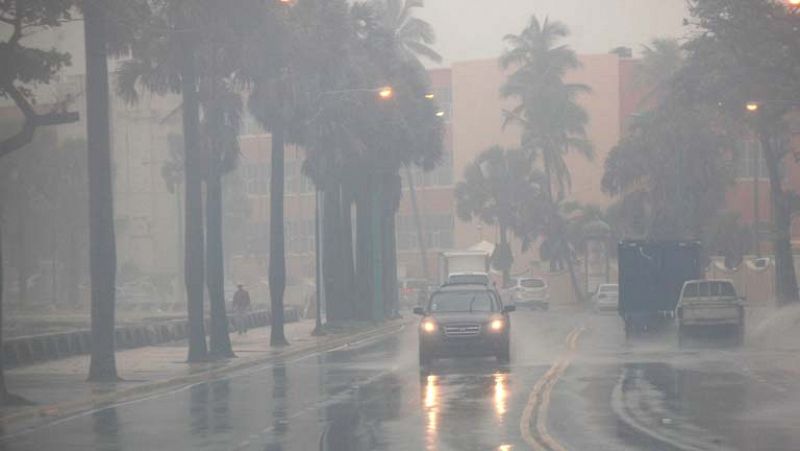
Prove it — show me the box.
[676,279,745,346]
[504,277,549,310]
[592,284,619,313]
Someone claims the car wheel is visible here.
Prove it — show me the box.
[734,323,745,347]
[496,341,510,364]
[419,345,433,367]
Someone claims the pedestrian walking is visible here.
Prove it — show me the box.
[232,284,252,335]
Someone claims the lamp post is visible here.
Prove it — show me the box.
[746,101,763,257]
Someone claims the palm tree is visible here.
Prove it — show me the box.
[500,15,593,301]
[372,0,442,65]
[455,147,543,286]
[372,0,441,285]
[636,38,684,101]
[202,78,241,358]
[84,0,121,381]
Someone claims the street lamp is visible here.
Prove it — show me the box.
[746,101,761,113]
[424,93,435,100]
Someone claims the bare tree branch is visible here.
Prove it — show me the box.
[0,83,79,158]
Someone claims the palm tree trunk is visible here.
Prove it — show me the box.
[179,28,208,362]
[206,168,234,357]
[15,213,27,305]
[499,224,510,286]
[563,241,584,303]
[269,124,289,346]
[0,209,29,405]
[0,218,7,400]
[321,184,339,321]
[382,212,399,318]
[84,0,119,381]
[355,185,373,321]
[405,166,429,279]
[760,131,799,305]
[339,187,356,319]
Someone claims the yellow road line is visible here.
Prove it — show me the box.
[520,326,584,451]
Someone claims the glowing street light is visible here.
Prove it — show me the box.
[784,0,800,13]
[746,101,761,113]
[378,86,394,100]
[424,93,435,100]
[435,110,445,118]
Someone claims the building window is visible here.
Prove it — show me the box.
[241,112,264,135]
[404,150,453,189]
[286,219,314,254]
[397,213,454,251]
[736,139,767,179]
[241,163,269,195]
[434,87,453,123]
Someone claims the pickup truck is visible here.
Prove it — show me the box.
[676,279,745,346]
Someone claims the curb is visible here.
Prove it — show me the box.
[0,319,405,431]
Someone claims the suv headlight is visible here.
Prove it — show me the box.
[421,320,437,333]
[489,319,504,332]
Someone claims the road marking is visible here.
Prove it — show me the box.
[520,326,584,451]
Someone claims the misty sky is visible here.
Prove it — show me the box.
[418,0,691,65]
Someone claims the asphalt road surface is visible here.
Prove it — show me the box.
[1,309,799,450]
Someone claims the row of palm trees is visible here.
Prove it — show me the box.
[116,0,444,358]
[455,16,594,298]
[0,0,444,401]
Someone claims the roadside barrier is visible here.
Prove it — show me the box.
[2,307,301,368]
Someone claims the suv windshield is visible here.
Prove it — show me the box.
[429,291,497,313]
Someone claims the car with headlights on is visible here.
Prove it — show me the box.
[414,284,515,366]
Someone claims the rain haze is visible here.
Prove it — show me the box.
[419,0,690,63]
[1,1,800,450]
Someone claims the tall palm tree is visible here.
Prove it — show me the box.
[455,146,543,286]
[84,0,121,381]
[371,0,440,285]
[500,15,593,301]
[202,78,241,358]
[372,0,442,65]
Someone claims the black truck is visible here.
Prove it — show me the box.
[618,240,703,337]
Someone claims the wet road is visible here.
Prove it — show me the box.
[1,310,799,450]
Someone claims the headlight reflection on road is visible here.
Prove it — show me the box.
[494,372,508,418]
[424,374,439,450]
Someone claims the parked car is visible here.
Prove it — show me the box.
[592,284,619,313]
[414,284,515,366]
[446,272,490,286]
[504,277,549,310]
[399,279,430,308]
[676,279,745,346]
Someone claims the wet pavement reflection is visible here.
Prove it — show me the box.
[5,311,797,450]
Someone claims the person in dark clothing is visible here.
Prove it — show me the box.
[232,284,252,335]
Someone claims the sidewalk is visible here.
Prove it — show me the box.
[0,318,404,430]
